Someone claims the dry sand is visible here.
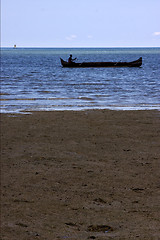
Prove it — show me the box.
[1,110,160,240]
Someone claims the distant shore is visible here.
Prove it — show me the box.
[1,110,160,239]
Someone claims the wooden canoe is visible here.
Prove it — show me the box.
[60,57,142,68]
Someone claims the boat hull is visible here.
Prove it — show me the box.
[60,57,142,68]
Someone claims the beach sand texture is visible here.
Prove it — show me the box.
[1,110,160,240]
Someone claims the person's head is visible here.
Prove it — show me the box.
[70,54,72,57]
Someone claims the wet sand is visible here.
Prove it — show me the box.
[1,110,160,240]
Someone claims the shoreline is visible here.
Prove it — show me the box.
[1,105,160,115]
[1,109,160,239]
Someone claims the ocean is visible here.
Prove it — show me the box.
[1,47,160,113]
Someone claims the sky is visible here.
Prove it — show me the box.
[1,0,160,48]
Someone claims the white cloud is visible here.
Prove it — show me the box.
[66,34,77,41]
[87,35,93,39]
[153,32,160,36]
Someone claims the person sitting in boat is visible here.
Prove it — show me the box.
[68,54,77,64]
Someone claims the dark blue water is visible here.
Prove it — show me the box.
[1,48,160,113]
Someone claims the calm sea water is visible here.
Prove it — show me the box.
[1,47,160,113]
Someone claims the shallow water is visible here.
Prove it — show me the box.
[1,47,160,113]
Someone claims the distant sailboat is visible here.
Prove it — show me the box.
[14,44,17,48]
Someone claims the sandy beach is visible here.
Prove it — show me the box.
[1,110,160,240]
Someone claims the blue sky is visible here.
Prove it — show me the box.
[1,0,160,47]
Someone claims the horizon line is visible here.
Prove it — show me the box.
[1,46,160,48]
